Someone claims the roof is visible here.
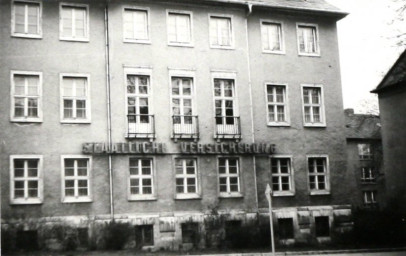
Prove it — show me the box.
[344,109,381,140]
[372,49,406,93]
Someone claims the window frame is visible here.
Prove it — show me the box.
[128,157,157,201]
[59,73,91,123]
[122,6,150,44]
[61,155,92,203]
[11,0,42,38]
[208,14,234,50]
[10,155,43,205]
[217,157,243,198]
[361,166,376,183]
[10,70,43,123]
[363,190,378,206]
[59,2,90,42]
[296,23,320,57]
[301,84,326,127]
[174,157,200,200]
[358,143,373,160]
[166,9,194,47]
[270,155,295,196]
[307,154,330,195]
[265,83,290,126]
[260,19,285,54]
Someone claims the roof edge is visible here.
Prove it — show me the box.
[372,49,406,93]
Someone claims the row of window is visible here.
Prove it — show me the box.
[9,154,331,204]
[10,70,327,129]
[11,1,320,56]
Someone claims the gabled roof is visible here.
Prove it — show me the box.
[344,109,381,140]
[372,49,406,93]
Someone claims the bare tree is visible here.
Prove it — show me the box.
[390,0,406,46]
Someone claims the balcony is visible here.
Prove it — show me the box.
[215,116,241,141]
[172,115,199,141]
[127,114,155,139]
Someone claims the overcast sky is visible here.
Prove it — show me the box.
[326,0,405,113]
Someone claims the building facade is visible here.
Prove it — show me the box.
[1,0,353,251]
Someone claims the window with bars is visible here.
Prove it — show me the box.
[297,24,319,55]
[61,75,90,122]
[271,157,294,196]
[261,21,283,53]
[123,8,149,42]
[167,11,192,46]
[175,158,198,198]
[135,225,154,247]
[129,158,154,200]
[12,1,41,37]
[361,167,376,183]
[302,85,325,126]
[308,156,330,194]
[11,72,42,122]
[218,158,241,196]
[210,16,232,48]
[60,4,88,41]
[358,143,373,160]
[10,156,43,204]
[266,84,288,125]
[363,190,378,206]
[62,157,91,203]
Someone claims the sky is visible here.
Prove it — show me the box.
[326,0,405,113]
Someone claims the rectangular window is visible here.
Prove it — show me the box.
[60,75,90,123]
[218,158,241,197]
[271,157,294,196]
[123,8,149,43]
[62,156,91,203]
[358,143,373,160]
[315,216,330,237]
[266,84,289,125]
[278,218,294,239]
[302,85,325,126]
[60,4,89,41]
[181,222,198,244]
[361,167,376,183]
[261,21,283,53]
[175,158,199,199]
[297,24,319,55]
[209,15,232,48]
[363,191,377,206]
[129,158,155,200]
[12,1,42,38]
[167,11,192,46]
[135,225,154,247]
[11,71,42,122]
[308,156,330,195]
[10,155,43,204]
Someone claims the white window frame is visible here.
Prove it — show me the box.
[209,14,234,49]
[61,155,92,203]
[307,155,330,195]
[361,167,376,183]
[363,190,377,206]
[296,23,320,57]
[217,157,242,198]
[60,73,91,123]
[265,83,290,126]
[260,19,284,54]
[10,70,43,123]
[174,157,200,199]
[270,155,295,196]
[122,6,150,44]
[128,157,156,201]
[166,10,194,47]
[11,0,42,38]
[301,84,326,127]
[10,155,43,205]
[358,143,373,160]
[59,3,90,42]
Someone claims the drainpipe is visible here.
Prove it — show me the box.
[104,3,114,219]
[244,3,258,210]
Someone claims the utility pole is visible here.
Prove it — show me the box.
[265,183,275,256]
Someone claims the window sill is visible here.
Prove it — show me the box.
[175,194,201,200]
[11,33,42,39]
[168,42,194,48]
[62,197,92,203]
[61,119,91,124]
[219,192,243,198]
[59,37,90,43]
[123,39,151,44]
[304,123,326,128]
[210,45,235,50]
[262,50,285,55]
[10,118,42,123]
[10,198,43,205]
[310,190,330,196]
[273,191,295,197]
[128,195,157,201]
[298,52,321,57]
[267,122,290,127]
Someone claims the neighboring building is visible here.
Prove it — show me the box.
[372,49,406,213]
[1,0,352,251]
[344,108,384,209]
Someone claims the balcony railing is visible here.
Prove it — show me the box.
[127,114,155,139]
[172,115,199,140]
[215,116,241,140]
